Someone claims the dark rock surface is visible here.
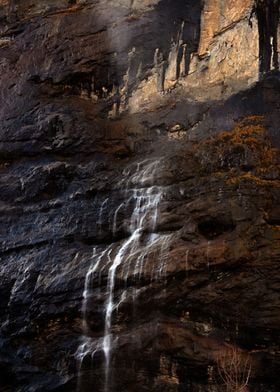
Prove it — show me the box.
[0,1,280,391]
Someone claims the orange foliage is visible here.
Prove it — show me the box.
[197,115,280,187]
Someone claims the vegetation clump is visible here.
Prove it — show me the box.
[196,115,280,188]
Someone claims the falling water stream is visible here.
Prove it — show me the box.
[76,159,173,391]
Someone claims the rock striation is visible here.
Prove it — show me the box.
[0,1,280,391]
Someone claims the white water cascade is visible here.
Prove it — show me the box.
[76,159,173,391]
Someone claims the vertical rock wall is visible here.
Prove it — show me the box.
[0,1,280,392]
[129,0,259,109]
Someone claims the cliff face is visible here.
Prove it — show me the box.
[0,1,280,391]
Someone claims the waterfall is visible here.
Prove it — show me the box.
[76,158,173,391]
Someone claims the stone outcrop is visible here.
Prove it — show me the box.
[0,1,280,392]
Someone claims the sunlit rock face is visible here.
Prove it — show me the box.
[0,1,280,392]
[187,0,258,99]
[131,0,259,106]
[198,0,254,54]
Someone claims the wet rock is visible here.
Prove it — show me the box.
[1,1,280,392]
